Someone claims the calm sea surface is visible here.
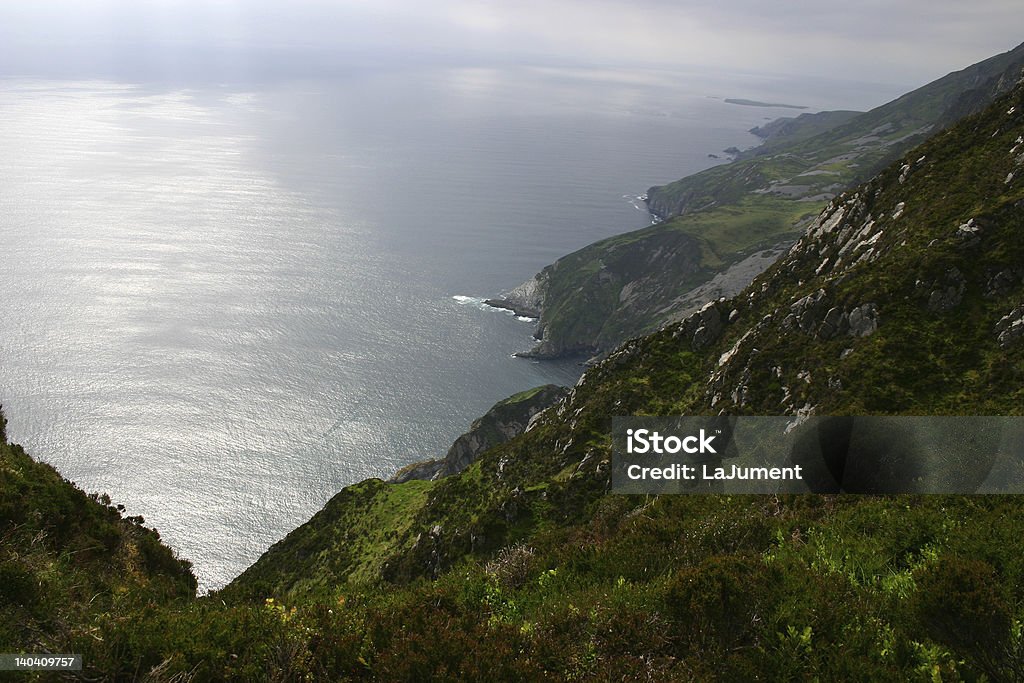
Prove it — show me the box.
[0,65,899,589]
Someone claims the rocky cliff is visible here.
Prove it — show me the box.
[389,384,568,482]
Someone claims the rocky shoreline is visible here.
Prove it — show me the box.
[483,271,546,320]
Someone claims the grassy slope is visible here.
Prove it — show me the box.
[0,409,196,669]
[228,478,436,600]
[747,109,862,152]
[651,39,1024,217]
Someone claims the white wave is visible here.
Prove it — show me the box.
[622,193,651,214]
[453,295,536,323]
[454,294,508,314]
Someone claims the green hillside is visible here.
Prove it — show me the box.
[492,41,1024,361]
[0,408,196,674]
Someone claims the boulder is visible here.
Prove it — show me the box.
[847,303,879,337]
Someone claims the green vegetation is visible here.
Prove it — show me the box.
[228,478,435,599]
[217,75,1024,681]
[664,194,812,268]
[654,38,1024,219]
[0,406,196,667]
[388,384,568,483]
[495,385,549,406]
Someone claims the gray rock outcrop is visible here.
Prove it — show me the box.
[847,304,879,337]
[389,384,569,483]
[996,305,1024,347]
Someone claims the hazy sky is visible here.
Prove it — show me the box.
[0,0,1020,88]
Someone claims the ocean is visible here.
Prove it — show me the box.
[0,64,903,590]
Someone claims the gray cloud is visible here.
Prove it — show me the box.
[0,0,1019,87]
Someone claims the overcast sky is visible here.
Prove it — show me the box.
[0,0,1020,88]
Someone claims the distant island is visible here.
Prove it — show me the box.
[724,98,808,109]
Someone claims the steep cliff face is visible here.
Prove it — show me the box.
[512,228,708,359]
[492,199,811,360]
[496,42,1024,362]
[669,99,1024,417]
[484,273,547,319]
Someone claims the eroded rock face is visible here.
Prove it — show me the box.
[955,218,982,248]
[996,305,1024,347]
[691,300,727,349]
[985,269,1020,298]
[786,289,828,334]
[782,291,878,340]
[817,306,848,340]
